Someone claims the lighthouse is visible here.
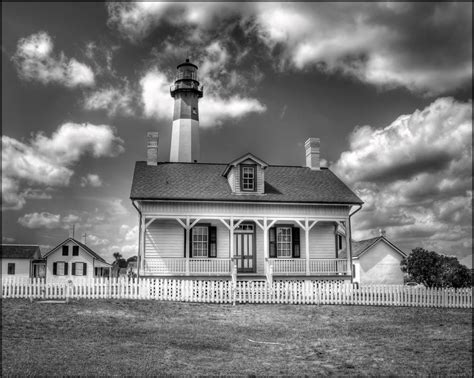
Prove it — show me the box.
[169,59,204,162]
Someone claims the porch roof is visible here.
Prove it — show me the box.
[130,161,363,205]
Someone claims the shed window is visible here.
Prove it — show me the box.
[241,165,256,191]
[7,263,15,275]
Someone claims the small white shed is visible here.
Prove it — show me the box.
[0,244,42,278]
[340,235,407,285]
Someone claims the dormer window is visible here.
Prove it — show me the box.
[241,165,256,191]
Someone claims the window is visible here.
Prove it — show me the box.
[73,262,87,276]
[188,225,217,258]
[192,226,208,257]
[241,165,256,191]
[269,226,300,258]
[53,262,68,276]
[276,227,292,257]
[72,245,79,256]
[7,263,15,275]
[62,245,69,256]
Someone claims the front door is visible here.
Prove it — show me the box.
[234,223,256,273]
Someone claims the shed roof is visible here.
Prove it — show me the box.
[130,161,363,205]
[339,236,407,259]
[0,244,41,259]
[43,238,108,263]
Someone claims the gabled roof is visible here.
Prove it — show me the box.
[222,153,269,177]
[43,238,107,263]
[0,244,41,259]
[339,236,407,259]
[131,161,363,205]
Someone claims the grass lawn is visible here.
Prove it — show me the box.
[1,299,472,376]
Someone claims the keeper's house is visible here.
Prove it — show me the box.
[130,60,363,282]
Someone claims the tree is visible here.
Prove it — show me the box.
[112,252,128,277]
[401,247,471,288]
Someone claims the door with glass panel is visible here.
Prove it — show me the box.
[234,223,256,273]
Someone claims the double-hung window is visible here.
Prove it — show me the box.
[241,165,256,191]
[192,226,208,257]
[73,262,87,276]
[62,246,69,256]
[276,227,292,257]
[54,261,68,276]
[269,226,300,258]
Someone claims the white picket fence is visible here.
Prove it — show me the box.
[1,277,472,308]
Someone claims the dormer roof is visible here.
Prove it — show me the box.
[222,153,269,177]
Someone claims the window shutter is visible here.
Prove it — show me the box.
[53,262,57,275]
[189,228,193,258]
[209,226,217,258]
[292,227,300,258]
[183,228,187,258]
[83,263,87,276]
[269,227,277,258]
[64,262,69,275]
[72,263,76,276]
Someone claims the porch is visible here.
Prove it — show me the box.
[137,210,354,282]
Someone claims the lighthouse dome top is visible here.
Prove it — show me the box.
[177,58,198,70]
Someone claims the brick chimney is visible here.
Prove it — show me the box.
[147,132,159,165]
[305,138,320,170]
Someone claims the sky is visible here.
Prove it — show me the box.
[2,2,472,268]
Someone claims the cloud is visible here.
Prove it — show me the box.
[18,212,61,229]
[2,122,124,210]
[84,85,135,117]
[332,97,472,257]
[12,31,95,88]
[80,174,103,188]
[108,2,472,95]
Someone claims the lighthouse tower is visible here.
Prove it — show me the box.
[169,59,203,162]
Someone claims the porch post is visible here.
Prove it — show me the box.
[229,216,234,259]
[140,215,146,275]
[263,217,268,276]
[305,219,310,276]
[185,217,190,276]
[344,219,352,276]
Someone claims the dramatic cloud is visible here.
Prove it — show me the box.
[18,212,61,229]
[108,2,472,95]
[80,174,103,188]
[12,31,95,88]
[2,123,124,210]
[332,97,472,256]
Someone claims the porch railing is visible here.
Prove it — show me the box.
[269,258,348,275]
[144,258,231,275]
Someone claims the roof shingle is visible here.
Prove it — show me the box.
[0,245,41,259]
[130,162,363,204]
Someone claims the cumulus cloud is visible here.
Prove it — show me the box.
[18,212,61,229]
[2,122,124,210]
[332,97,472,257]
[80,174,103,188]
[108,2,472,95]
[83,83,135,117]
[12,31,95,88]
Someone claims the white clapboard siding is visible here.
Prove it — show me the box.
[1,277,472,309]
[145,219,184,258]
[309,222,337,258]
